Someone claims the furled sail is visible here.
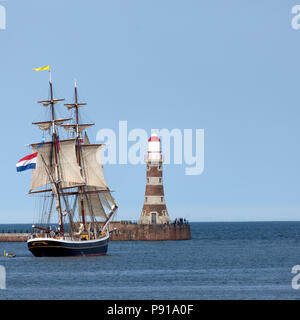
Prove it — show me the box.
[32,118,71,131]
[38,98,65,107]
[64,103,87,110]
[80,145,107,188]
[30,139,84,191]
[84,132,90,144]
[61,123,94,133]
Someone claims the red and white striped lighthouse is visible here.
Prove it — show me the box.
[138,133,171,224]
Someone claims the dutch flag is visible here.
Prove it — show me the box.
[16,152,38,172]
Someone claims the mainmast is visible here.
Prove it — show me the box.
[62,81,118,235]
[64,82,92,231]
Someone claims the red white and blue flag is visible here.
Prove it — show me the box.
[16,152,38,172]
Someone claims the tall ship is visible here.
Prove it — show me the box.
[17,68,118,257]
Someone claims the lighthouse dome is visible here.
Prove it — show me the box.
[148,133,160,142]
[147,133,161,161]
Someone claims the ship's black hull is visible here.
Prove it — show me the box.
[27,236,109,257]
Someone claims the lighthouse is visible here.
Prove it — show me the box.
[138,133,171,224]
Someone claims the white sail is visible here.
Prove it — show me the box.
[79,134,115,218]
[78,189,107,218]
[100,191,117,209]
[30,139,84,191]
[81,145,107,188]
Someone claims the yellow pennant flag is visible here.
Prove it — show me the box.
[33,65,50,71]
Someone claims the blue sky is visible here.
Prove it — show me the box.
[1,0,300,222]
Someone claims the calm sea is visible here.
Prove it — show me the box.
[0,222,300,300]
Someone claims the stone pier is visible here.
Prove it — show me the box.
[108,221,191,241]
[0,221,191,242]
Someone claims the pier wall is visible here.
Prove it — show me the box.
[0,233,29,242]
[0,222,191,242]
[108,222,191,241]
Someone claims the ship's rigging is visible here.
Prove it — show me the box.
[29,74,118,240]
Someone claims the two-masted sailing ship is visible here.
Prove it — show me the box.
[17,69,118,257]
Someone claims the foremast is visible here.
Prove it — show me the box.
[49,76,64,235]
[30,72,83,236]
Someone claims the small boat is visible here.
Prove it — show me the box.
[4,250,16,258]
